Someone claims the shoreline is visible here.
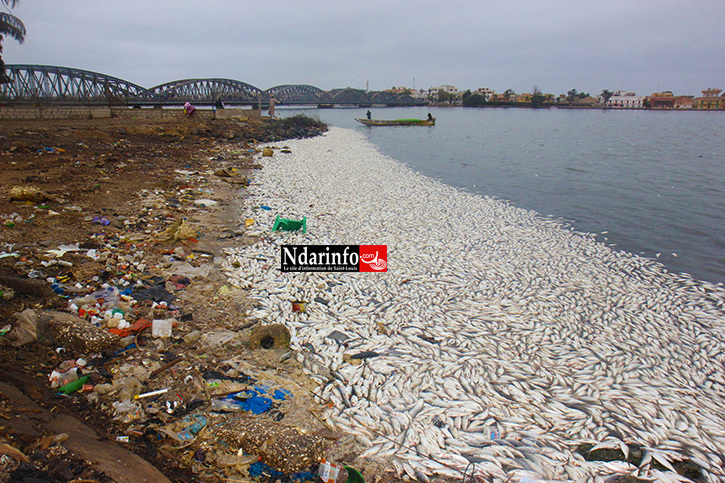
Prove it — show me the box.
[228,127,725,481]
[0,116,354,482]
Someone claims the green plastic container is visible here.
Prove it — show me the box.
[344,466,364,483]
[272,215,307,233]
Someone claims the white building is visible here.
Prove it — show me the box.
[473,87,495,101]
[605,90,645,108]
[433,85,459,96]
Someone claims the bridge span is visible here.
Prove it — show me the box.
[0,65,426,108]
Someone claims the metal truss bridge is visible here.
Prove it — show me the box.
[0,65,425,107]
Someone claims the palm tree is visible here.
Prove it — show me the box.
[0,0,26,83]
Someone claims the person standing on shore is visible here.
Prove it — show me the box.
[268,96,277,117]
[184,101,196,116]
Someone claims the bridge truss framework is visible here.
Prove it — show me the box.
[0,65,427,107]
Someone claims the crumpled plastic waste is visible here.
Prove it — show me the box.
[202,369,254,385]
[176,415,207,441]
[200,330,239,348]
[156,218,198,242]
[9,185,56,203]
[166,261,211,279]
[193,199,217,207]
[7,308,38,347]
[212,384,292,414]
[1,213,24,227]
[166,275,191,290]
[112,400,142,423]
[214,167,238,177]
[248,460,315,481]
[73,286,120,310]
[92,215,110,226]
[49,359,85,388]
[109,318,150,338]
[38,146,66,154]
[132,280,176,303]
[46,243,81,258]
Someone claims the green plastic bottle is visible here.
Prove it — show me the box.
[58,375,90,394]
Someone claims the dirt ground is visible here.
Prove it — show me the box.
[0,115,413,483]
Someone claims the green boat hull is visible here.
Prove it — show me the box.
[355,118,435,126]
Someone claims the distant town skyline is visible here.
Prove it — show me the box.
[3,1,723,97]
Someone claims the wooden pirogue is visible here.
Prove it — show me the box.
[355,117,435,126]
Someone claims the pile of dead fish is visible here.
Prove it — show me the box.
[223,128,725,482]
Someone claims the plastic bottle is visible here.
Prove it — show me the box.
[318,459,347,483]
[59,375,90,394]
[183,330,201,343]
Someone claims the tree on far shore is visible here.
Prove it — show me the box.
[566,89,590,102]
[462,89,487,107]
[435,89,456,104]
[532,86,545,108]
[0,0,26,84]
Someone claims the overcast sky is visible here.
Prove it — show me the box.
[3,1,724,96]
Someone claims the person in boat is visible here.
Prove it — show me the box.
[366,110,372,120]
[427,112,433,121]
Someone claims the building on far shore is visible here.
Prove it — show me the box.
[673,96,694,109]
[387,86,413,95]
[473,87,495,101]
[605,90,645,108]
[640,91,694,109]
[694,88,723,109]
[490,92,518,103]
[427,85,462,104]
[409,89,428,99]
[649,91,675,108]
[433,85,460,97]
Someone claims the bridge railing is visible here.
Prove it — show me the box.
[0,65,427,107]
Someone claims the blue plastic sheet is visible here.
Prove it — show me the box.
[248,461,315,481]
[220,384,293,414]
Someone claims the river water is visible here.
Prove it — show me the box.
[279,106,725,284]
